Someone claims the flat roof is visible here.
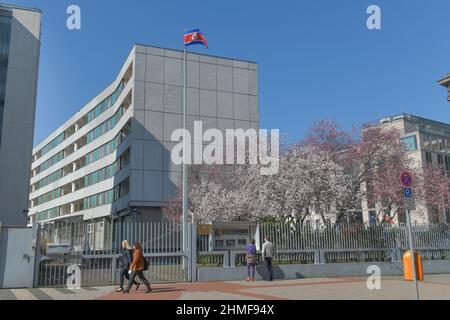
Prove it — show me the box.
[135,43,258,65]
[438,74,450,87]
[379,113,450,130]
[0,3,41,13]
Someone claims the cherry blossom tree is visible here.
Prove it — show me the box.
[163,119,450,225]
[414,165,450,222]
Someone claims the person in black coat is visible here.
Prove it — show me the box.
[116,240,139,292]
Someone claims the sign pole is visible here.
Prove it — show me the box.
[405,208,420,300]
[400,171,419,300]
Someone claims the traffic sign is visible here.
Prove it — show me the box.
[403,188,413,198]
[400,172,413,187]
[404,198,416,211]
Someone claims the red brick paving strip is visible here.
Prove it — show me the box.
[98,278,368,301]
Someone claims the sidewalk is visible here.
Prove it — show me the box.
[1,275,450,300]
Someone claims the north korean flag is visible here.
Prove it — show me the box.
[184,29,208,48]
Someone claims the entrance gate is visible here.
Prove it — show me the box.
[0,223,38,288]
[36,220,197,288]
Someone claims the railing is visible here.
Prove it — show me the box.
[36,220,450,286]
[37,220,189,288]
[197,223,450,268]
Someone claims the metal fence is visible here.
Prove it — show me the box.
[198,223,450,267]
[37,220,450,286]
[257,223,450,264]
[259,223,450,250]
[37,220,188,288]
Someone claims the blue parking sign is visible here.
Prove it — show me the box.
[403,188,413,198]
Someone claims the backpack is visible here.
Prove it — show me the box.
[143,257,149,271]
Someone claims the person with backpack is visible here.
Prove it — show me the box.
[245,239,257,281]
[116,240,139,292]
[123,242,152,294]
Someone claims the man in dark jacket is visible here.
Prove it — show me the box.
[123,242,152,294]
[116,240,139,292]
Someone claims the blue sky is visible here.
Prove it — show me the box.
[6,0,450,146]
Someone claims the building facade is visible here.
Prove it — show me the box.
[362,113,450,225]
[438,74,450,101]
[28,44,259,229]
[0,4,41,227]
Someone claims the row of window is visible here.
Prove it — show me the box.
[34,169,63,191]
[84,149,130,187]
[87,81,125,123]
[85,131,126,165]
[422,134,450,154]
[34,188,62,207]
[0,11,12,60]
[38,132,65,159]
[36,179,130,222]
[37,151,64,174]
[0,11,12,147]
[425,152,450,172]
[86,106,124,144]
[32,125,129,193]
[83,178,129,210]
[34,80,126,161]
[36,207,60,222]
[31,149,130,208]
[35,102,127,175]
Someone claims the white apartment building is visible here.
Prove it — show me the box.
[28,44,259,228]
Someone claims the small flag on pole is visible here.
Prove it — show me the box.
[184,28,208,48]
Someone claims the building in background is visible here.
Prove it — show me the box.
[0,4,41,227]
[28,44,259,234]
[361,113,450,225]
[438,74,450,102]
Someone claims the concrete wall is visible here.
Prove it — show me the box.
[129,45,259,207]
[0,6,41,227]
[197,260,450,282]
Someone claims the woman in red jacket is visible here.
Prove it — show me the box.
[123,242,152,294]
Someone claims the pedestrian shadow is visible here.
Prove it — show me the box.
[255,264,286,281]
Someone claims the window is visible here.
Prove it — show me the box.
[0,10,11,146]
[38,150,64,173]
[445,156,450,172]
[440,138,446,153]
[423,136,431,151]
[86,81,125,124]
[425,152,433,166]
[38,132,65,159]
[432,136,439,151]
[438,154,444,169]
[401,136,418,152]
[369,211,376,226]
[446,209,450,224]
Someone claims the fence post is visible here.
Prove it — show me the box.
[190,224,197,282]
[314,250,325,264]
[32,223,42,288]
[111,256,117,286]
[223,251,230,268]
[392,248,402,262]
[230,251,236,267]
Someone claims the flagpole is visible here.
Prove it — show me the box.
[182,44,189,259]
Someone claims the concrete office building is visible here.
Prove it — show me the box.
[28,44,259,228]
[0,4,41,227]
[362,114,450,225]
